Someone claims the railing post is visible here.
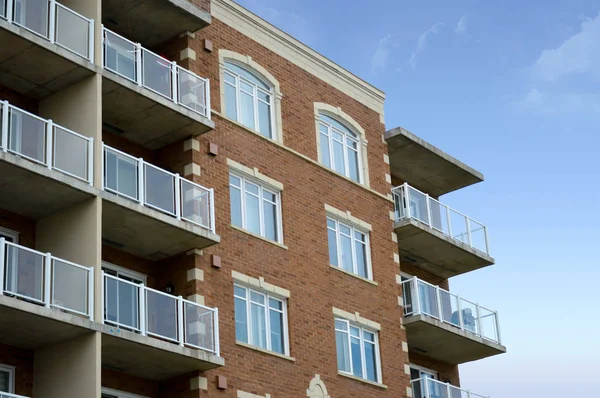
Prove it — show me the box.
[171,62,178,103]
[495,311,502,344]
[210,188,216,234]
[475,303,483,337]
[205,79,211,119]
[404,183,411,219]
[1,101,8,152]
[88,268,94,321]
[174,174,182,220]
[425,194,432,226]
[446,206,453,237]
[0,238,5,295]
[137,158,144,204]
[46,120,53,169]
[412,277,420,315]
[446,383,451,398]
[457,296,464,330]
[484,225,490,254]
[88,18,95,63]
[87,137,94,185]
[100,25,105,67]
[423,378,430,398]
[466,218,473,247]
[100,271,105,324]
[44,253,52,308]
[48,0,56,42]
[177,296,184,346]
[6,0,13,22]
[214,307,220,356]
[139,283,146,336]
[136,43,143,87]
[467,390,472,398]
[435,286,443,320]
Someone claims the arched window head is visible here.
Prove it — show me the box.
[318,112,362,183]
[223,61,275,139]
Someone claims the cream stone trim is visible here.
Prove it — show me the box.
[395,274,403,284]
[383,154,390,164]
[188,294,205,306]
[184,138,200,152]
[392,232,398,243]
[219,49,284,143]
[404,364,411,375]
[324,204,372,231]
[314,103,370,188]
[407,386,413,397]
[393,253,400,264]
[332,307,381,331]
[212,0,385,118]
[385,173,391,184]
[389,211,396,220]
[330,265,378,286]
[338,372,388,389]
[398,296,404,307]
[187,268,204,282]
[180,48,197,61]
[227,158,284,191]
[186,248,203,256]
[190,376,208,391]
[236,341,295,362]
[184,163,201,176]
[231,225,289,249]
[238,391,272,398]
[402,341,409,352]
[232,270,290,298]
[307,375,330,398]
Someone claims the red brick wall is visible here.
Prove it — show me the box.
[409,352,460,387]
[0,86,38,114]
[0,209,36,249]
[102,245,159,288]
[103,369,159,397]
[0,343,34,396]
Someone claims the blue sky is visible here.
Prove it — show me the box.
[234,1,600,396]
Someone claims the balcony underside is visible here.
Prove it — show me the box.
[394,218,494,278]
[101,328,223,381]
[102,73,214,150]
[0,151,97,219]
[102,0,211,48]
[101,193,220,260]
[385,127,483,197]
[404,314,506,365]
[0,20,96,100]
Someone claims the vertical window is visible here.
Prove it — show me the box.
[327,217,371,279]
[318,113,362,182]
[229,173,282,243]
[335,319,381,383]
[223,62,274,139]
[234,285,288,355]
[0,364,15,393]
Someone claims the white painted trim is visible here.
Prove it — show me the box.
[0,227,19,244]
[227,158,284,191]
[409,363,439,380]
[0,363,15,393]
[332,307,380,331]
[101,387,149,398]
[232,270,290,298]
[101,261,147,284]
[324,204,372,231]
[237,391,272,398]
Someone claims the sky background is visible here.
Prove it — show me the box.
[234,1,600,396]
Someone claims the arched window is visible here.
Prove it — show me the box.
[223,61,274,139]
[318,112,362,182]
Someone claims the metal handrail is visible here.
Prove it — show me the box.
[410,377,489,398]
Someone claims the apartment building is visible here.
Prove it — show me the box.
[0,0,505,397]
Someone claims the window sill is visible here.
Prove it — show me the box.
[230,225,289,250]
[338,372,387,389]
[330,265,378,286]
[236,341,296,362]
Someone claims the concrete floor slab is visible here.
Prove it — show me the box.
[102,0,210,48]
[0,151,98,219]
[0,20,97,100]
[101,192,220,260]
[404,314,506,365]
[102,74,214,150]
[394,218,494,278]
[385,127,483,197]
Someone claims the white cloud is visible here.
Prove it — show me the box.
[532,12,600,82]
[371,34,394,71]
[456,15,468,34]
[515,89,600,116]
[409,23,444,70]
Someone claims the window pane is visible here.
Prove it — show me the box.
[225,83,238,121]
[240,80,253,94]
[234,296,248,343]
[258,101,272,138]
[230,186,242,227]
[350,336,363,378]
[0,370,9,392]
[250,302,267,349]
[263,190,277,202]
[364,341,377,382]
[250,291,265,305]
[335,319,347,331]
[269,298,283,311]
[225,62,269,89]
[245,182,259,195]
[320,132,331,168]
[347,146,360,182]
[258,90,269,102]
[245,191,260,235]
[240,91,256,130]
[224,72,236,84]
[263,201,278,241]
[355,240,368,278]
[328,227,338,267]
[269,308,284,354]
[340,234,353,273]
[332,140,345,174]
[230,174,241,187]
[336,330,351,373]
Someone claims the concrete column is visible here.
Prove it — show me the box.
[57,0,102,66]
[34,332,101,398]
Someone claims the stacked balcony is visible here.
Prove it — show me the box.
[411,378,489,398]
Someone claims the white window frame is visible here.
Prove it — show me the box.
[101,387,149,398]
[101,261,147,285]
[223,62,276,139]
[0,227,19,243]
[229,172,283,243]
[327,216,372,280]
[0,364,15,394]
[318,113,363,183]
[234,284,290,356]
[335,318,382,383]
[410,363,438,380]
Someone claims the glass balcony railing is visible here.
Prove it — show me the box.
[411,378,488,398]
[102,144,216,233]
[392,183,490,255]
[102,272,220,356]
[401,276,501,344]
[0,100,95,184]
[1,393,30,398]
[0,0,94,61]
[101,27,211,118]
[0,238,94,319]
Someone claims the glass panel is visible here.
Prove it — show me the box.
[320,132,331,168]
[181,179,211,229]
[9,108,46,164]
[146,289,178,341]
[178,68,207,115]
[332,139,345,175]
[459,299,479,335]
[449,209,469,244]
[244,190,260,235]
[402,279,413,316]
[105,149,138,200]
[263,200,277,241]
[224,82,238,120]
[257,101,272,138]
[239,91,255,130]
[327,226,338,267]
[142,49,172,98]
[335,330,350,373]
[429,198,450,234]
[347,145,359,182]
[354,239,367,278]
[469,219,488,253]
[14,0,49,37]
[55,5,89,57]
[224,62,269,89]
[319,114,356,138]
[440,290,460,327]
[144,164,175,215]
[364,341,377,382]
[449,384,470,398]
[417,280,440,318]
[0,369,9,393]
[184,302,215,351]
[0,0,6,19]
[428,379,449,398]
[234,295,248,343]
[52,259,88,315]
[350,336,362,378]
[340,233,353,273]
[105,277,139,330]
[53,126,88,180]
[479,307,499,342]
[5,245,44,302]
[408,187,429,224]
[250,302,267,349]
[393,187,407,220]
[230,185,243,227]
[104,31,136,81]
[269,307,284,354]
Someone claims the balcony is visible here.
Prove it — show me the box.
[101,144,219,260]
[385,126,483,197]
[102,0,211,48]
[393,183,494,278]
[1,393,29,398]
[0,238,96,350]
[101,28,214,150]
[101,271,222,380]
[0,0,96,100]
[401,276,505,364]
[411,378,488,398]
[0,100,96,219]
